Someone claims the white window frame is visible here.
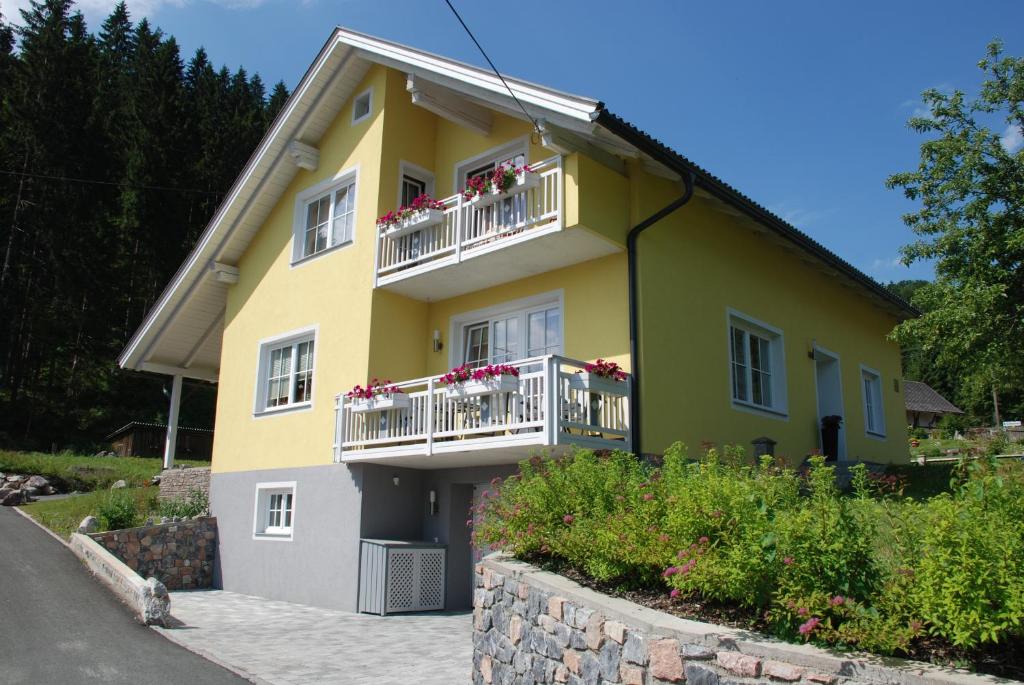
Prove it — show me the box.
[726,308,788,418]
[860,364,886,438]
[452,136,529,195]
[291,166,359,265]
[252,481,297,541]
[253,326,318,417]
[397,161,435,207]
[351,87,372,125]
[448,290,564,368]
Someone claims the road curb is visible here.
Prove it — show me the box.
[151,626,267,685]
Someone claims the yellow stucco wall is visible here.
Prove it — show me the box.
[211,64,908,474]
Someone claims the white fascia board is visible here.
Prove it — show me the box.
[118,32,347,372]
[335,27,600,123]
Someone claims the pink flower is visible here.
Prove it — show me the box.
[465,519,473,527]
[798,617,821,635]
[563,514,575,525]
[698,536,709,544]
[658,534,670,543]
[797,607,808,616]
[830,595,845,607]
[669,589,680,599]
[642,493,654,501]
[782,556,794,566]
[662,566,679,578]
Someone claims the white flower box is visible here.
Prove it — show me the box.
[349,393,411,414]
[465,172,540,210]
[444,374,519,399]
[381,208,445,239]
[569,373,628,397]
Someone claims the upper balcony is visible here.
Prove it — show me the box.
[373,155,621,301]
[333,355,632,469]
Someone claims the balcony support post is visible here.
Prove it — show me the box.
[545,356,558,446]
[425,378,435,456]
[455,196,464,264]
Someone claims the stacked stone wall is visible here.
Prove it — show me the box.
[89,517,216,591]
[473,557,994,685]
[158,466,210,502]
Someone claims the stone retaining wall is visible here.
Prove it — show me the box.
[158,466,211,502]
[89,517,216,590]
[473,557,998,685]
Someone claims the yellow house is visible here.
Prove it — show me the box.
[120,28,913,612]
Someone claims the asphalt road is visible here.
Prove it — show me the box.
[0,507,247,684]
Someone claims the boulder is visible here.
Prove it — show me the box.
[5,474,24,485]
[150,474,161,485]
[110,479,127,490]
[140,577,171,626]
[22,486,40,497]
[0,488,24,506]
[77,516,99,534]
[25,475,49,489]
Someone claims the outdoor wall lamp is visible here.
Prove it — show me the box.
[428,489,438,516]
[432,329,444,353]
[392,475,400,487]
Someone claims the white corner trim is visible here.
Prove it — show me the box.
[252,481,297,542]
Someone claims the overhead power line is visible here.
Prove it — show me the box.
[443,0,542,135]
[0,169,224,196]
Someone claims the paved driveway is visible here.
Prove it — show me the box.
[0,508,244,684]
[156,590,473,685]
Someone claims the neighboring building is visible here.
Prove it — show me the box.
[904,380,963,428]
[106,421,213,460]
[118,28,913,612]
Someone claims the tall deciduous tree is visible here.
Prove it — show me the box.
[887,41,1024,425]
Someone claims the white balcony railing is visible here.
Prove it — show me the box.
[333,355,631,464]
[375,155,563,282]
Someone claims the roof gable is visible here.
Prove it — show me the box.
[904,381,963,414]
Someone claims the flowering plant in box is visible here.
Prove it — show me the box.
[376,194,445,233]
[583,359,627,381]
[440,363,520,386]
[462,163,534,201]
[345,378,403,400]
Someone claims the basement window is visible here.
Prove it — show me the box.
[253,482,296,540]
[352,88,372,125]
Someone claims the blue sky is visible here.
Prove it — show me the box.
[7,0,1023,283]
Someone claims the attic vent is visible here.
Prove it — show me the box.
[352,89,372,125]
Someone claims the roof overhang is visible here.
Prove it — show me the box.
[120,27,914,382]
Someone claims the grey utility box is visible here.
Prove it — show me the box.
[358,539,447,615]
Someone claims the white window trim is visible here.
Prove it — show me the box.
[452,136,529,195]
[726,308,788,419]
[291,165,360,267]
[397,160,436,206]
[351,87,372,125]
[253,325,319,417]
[252,481,297,541]
[860,364,886,439]
[448,290,564,368]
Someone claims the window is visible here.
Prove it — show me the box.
[727,310,787,416]
[454,295,562,368]
[352,88,372,125]
[253,482,296,540]
[293,172,358,262]
[401,175,427,205]
[256,330,316,414]
[861,366,885,436]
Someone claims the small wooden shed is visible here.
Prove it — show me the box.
[106,421,213,460]
[904,381,963,429]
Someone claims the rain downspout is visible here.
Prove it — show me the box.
[627,172,695,458]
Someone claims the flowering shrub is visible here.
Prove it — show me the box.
[376,194,445,232]
[462,163,534,200]
[475,446,1024,657]
[345,378,402,400]
[439,363,519,386]
[582,359,627,381]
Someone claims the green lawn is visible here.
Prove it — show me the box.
[0,449,206,492]
[20,487,159,539]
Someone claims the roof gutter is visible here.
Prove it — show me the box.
[627,172,695,459]
[593,110,917,318]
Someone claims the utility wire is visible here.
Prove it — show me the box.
[443,0,542,135]
[0,169,224,196]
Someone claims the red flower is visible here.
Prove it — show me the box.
[798,617,821,636]
[563,514,575,525]
[583,358,628,381]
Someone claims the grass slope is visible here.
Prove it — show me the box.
[0,450,206,492]
[20,488,158,539]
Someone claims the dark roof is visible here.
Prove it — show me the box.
[592,109,917,319]
[904,381,963,414]
[105,421,214,441]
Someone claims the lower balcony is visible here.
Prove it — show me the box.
[333,356,631,469]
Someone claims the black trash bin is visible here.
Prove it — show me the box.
[820,415,843,462]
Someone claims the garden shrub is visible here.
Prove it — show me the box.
[158,489,209,519]
[97,489,140,530]
[477,446,1024,656]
